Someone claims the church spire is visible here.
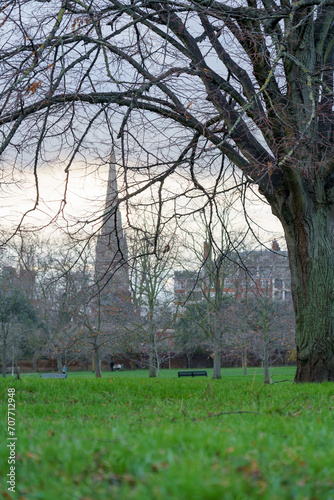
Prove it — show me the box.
[98,150,128,257]
[94,150,131,320]
[103,149,119,221]
[97,149,128,266]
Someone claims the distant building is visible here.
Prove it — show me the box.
[1,265,36,299]
[93,151,132,332]
[237,243,292,302]
[174,241,291,313]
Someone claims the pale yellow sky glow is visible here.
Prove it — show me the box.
[0,159,284,250]
[1,162,109,232]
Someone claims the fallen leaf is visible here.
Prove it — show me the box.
[238,460,262,479]
[225,447,235,454]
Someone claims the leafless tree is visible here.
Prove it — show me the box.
[1,0,334,381]
[126,216,176,376]
[244,288,295,383]
[175,203,251,377]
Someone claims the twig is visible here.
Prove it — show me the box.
[276,394,308,414]
[273,379,294,384]
[197,410,259,420]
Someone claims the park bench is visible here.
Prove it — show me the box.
[40,373,67,379]
[178,370,208,378]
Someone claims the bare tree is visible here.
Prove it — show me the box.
[127,217,176,377]
[81,275,126,378]
[0,234,42,377]
[176,205,249,378]
[33,240,88,372]
[0,286,39,378]
[247,292,295,383]
[174,302,208,368]
[224,301,254,376]
[1,0,334,381]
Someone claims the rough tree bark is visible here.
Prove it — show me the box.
[273,179,334,382]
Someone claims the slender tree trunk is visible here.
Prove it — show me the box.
[15,358,20,380]
[149,351,156,377]
[277,190,334,382]
[94,288,102,378]
[213,344,221,379]
[94,348,101,378]
[11,344,15,377]
[263,343,270,384]
[57,355,62,374]
[2,338,7,378]
[242,352,247,376]
[148,321,157,377]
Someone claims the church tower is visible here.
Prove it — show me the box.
[94,151,131,330]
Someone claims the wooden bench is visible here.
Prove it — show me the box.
[178,370,208,378]
[40,373,67,379]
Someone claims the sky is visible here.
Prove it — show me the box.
[0,0,287,253]
[0,161,109,235]
[0,154,285,250]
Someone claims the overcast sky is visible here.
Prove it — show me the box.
[0,156,285,254]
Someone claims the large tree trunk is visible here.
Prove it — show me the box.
[277,186,334,382]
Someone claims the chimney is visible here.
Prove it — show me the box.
[204,241,211,261]
[272,240,280,252]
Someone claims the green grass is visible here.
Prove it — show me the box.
[22,365,296,379]
[1,367,334,500]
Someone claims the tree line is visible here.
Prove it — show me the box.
[0,224,295,382]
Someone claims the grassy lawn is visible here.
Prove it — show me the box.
[1,367,334,500]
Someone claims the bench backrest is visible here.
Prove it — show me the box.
[40,374,67,379]
[178,371,208,377]
[178,371,193,377]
